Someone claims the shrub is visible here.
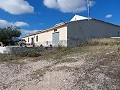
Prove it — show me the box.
[57,45,70,52]
[57,45,64,50]
[118,47,120,52]
[0,49,42,62]
[81,38,120,46]
[27,50,41,57]
[0,53,19,62]
[11,49,42,57]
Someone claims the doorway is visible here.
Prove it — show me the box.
[31,38,35,46]
[52,32,59,47]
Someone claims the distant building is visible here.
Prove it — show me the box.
[22,15,120,47]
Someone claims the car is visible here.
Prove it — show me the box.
[18,39,26,47]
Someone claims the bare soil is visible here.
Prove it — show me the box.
[0,48,120,90]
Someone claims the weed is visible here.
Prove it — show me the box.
[0,54,20,62]
[27,50,42,57]
[59,58,77,63]
[82,38,120,46]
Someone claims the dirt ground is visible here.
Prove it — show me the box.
[0,50,120,90]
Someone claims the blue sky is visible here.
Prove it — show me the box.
[0,0,120,36]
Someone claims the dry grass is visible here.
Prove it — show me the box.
[1,38,120,90]
[83,38,120,46]
[0,38,120,63]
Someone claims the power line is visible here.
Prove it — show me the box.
[59,0,75,13]
[59,0,91,20]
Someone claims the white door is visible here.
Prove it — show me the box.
[52,32,59,47]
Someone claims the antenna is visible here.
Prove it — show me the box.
[87,0,90,20]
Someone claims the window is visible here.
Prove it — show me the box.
[36,36,38,42]
[54,29,57,32]
[28,38,29,42]
[46,41,49,45]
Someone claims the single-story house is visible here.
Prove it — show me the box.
[22,15,120,47]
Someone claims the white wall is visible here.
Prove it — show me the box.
[23,35,38,45]
[38,30,53,46]
[57,26,67,46]
[23,26,67,47]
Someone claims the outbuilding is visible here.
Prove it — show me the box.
[23,15,120,47]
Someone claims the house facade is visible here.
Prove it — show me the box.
[23,15,120,47]
[23,23,68,47]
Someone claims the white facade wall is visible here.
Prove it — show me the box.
[23,26,67,47]
[38,31,53,46]
[57,26,68,46]
[23,19,120,47]
[23,35,35,44]
[37,26,67,47]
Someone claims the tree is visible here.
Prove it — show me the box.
[0,26,21,46]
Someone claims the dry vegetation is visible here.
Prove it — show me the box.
[0,38,120,90]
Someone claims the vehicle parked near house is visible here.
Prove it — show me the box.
[18,39,26,47]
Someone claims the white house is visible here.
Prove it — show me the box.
[22,15,120,47]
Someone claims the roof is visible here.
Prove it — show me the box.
[23,15,89,38]
[23,22,68,38]
[70,15,120,27]
[92,18,120,28]
[23,15,120,38]
[70,15,89,21]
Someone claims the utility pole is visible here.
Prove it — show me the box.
[87,0,90,20]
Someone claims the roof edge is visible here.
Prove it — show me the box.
[92,18,120,27]
[22,22,68,38]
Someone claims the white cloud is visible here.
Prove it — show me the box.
[105,14,112,18]
[0,0,34,15]
[0,19,29,28]
[14,22,29,27]
[0,20,11,27]
[21,29,39,36]
[43,0,95,13]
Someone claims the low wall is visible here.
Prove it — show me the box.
[11,47,45,53]
[0,46,51,54]
[0,47,10,54]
